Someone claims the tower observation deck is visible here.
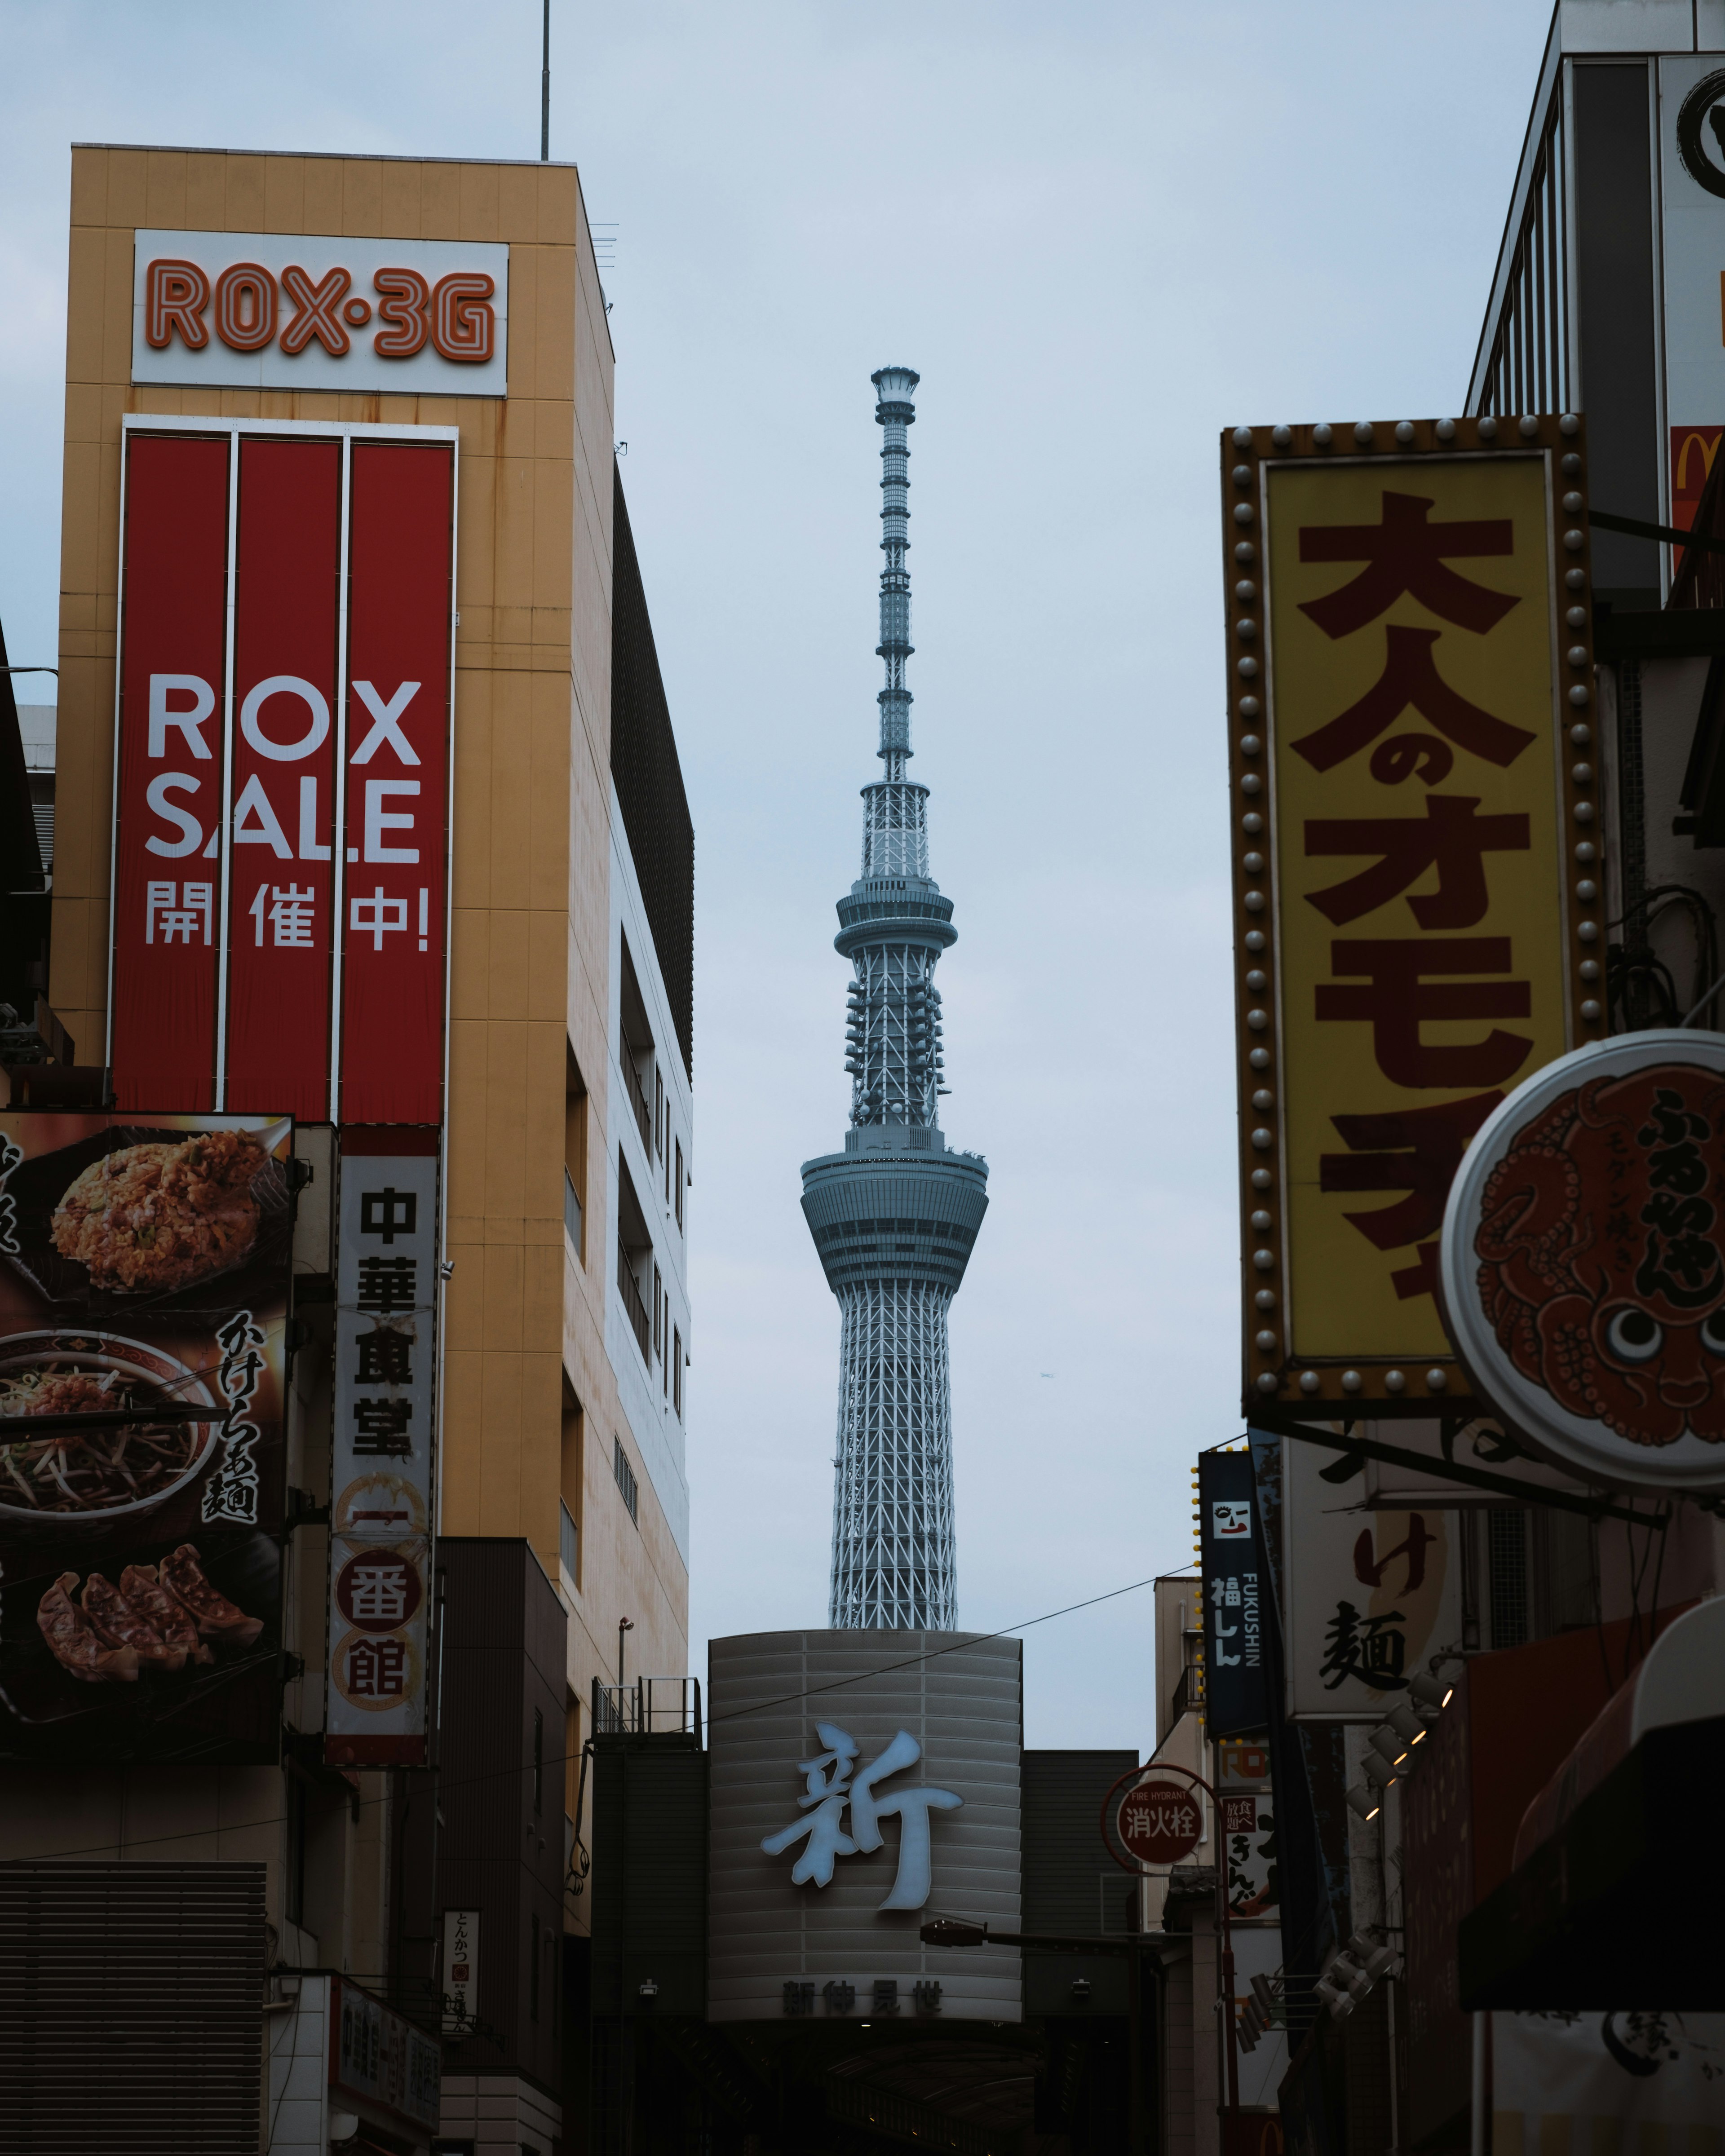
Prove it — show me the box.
[801,367,989,1630]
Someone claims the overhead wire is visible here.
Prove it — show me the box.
[20,1566,1172,1867]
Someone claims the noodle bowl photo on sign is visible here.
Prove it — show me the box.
[1439,1031,1725,1492]
[0,1111,291,1763]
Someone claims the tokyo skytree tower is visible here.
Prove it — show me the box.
[801,367,989,1630]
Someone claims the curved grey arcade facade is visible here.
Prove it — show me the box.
[801,367,988,1630]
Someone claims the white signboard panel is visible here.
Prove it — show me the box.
[1282,1436,1464,1722]
[708,1630,1022,2023]
[132,230,509,398]
[441,1908,478,2035]
[325,1139,440,1767]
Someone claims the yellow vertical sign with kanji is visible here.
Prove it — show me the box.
[1265,457,1569,1361]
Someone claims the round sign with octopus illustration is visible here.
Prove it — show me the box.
[1439,1031,1725,1492]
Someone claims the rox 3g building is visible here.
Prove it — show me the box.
[0,143,695,2155]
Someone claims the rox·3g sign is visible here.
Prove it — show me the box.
[131,229,509,397]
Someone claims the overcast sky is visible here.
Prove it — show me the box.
[0,0,1553,1746]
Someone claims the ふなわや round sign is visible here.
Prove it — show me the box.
[1439,1031,1725,1491]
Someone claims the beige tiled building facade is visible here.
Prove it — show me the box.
[0,143,694,2153]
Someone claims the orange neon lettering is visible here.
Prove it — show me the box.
[145,259,210,350]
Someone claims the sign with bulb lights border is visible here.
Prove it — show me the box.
[1222,415,1603,1417]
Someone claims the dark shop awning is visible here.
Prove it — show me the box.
[1459,1599,1725,2010]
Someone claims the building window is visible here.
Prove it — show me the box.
[532,1706,544,1816]
[615,1154,653,1363]
[529,1911,540,2022]
[561,1389,583,1589]
[559,1501,579,1586]
[672,1328,683,1420]
[619,933,655,1154]
[674,1140,684,1231]
[652,1263,663,1359]
[565,1044,588,1264]
[655,1067,665,1160]
[613,1436,638,1524]
[1489,1509,1529,1648]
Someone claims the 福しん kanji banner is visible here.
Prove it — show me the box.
[1224,419,1602,1413]
[110,418,455,1125]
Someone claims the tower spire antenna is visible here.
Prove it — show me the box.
[800,367,990,1633]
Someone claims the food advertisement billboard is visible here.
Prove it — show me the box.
[1223,417,1601,1414]
[111,415,456,1126]
[0,1111,289,1762]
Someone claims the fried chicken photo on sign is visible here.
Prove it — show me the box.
[159,1542,263,1647]
[37,1573,139,1684]
[51,1128,267,1293]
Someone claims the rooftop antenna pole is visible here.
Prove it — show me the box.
[540,0,551,160]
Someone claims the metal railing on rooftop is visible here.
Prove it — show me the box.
[592,1674,702,1742]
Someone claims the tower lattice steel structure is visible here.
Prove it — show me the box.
[801,367,989,1630]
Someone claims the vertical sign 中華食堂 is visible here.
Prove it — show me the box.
[109,418,456,1125]
[325,1133,439,1769]
[1198,1449,1268,1740]
[1225,420,1601,1414]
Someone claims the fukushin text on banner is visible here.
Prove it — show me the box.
[1223,417,1603,1413]
[1199,1449,1269,1740]
[111,418,456,1124]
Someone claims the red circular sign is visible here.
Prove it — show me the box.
[1114,1776,1203,1864]
[333,1547,424,1636]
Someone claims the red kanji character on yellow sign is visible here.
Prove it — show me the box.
[1293,626,1537,773]
[1305,794,1531,928]
[1315,938,1532,1088]
[1320,1089,1503,1299]
[1298,492,1519,637]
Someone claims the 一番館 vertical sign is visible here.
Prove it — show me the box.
[325,1132,439,1768]
[1223,418,1603,1414]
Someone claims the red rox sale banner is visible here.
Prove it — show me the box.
[110,421,456,1124]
